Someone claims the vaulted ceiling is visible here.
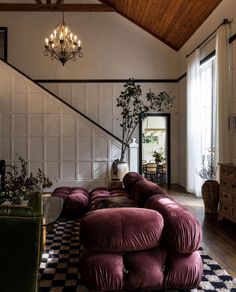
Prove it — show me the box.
[0,0,224,50]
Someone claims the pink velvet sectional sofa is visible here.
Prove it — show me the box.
[79,172,203,291]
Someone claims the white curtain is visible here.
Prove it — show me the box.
[186,49,203,197]
[215,24,231,164]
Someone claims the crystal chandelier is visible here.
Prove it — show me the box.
[44,2,83,66]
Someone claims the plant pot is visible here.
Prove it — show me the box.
[111,161,129,182]
[202,180,219,214]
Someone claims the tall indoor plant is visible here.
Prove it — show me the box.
[112,79,175,179]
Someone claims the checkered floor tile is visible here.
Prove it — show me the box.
[39,219,236,292]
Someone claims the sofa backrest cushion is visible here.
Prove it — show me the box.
[122,172,145,194]
[80,207,164,252]
[131,179,167,206]
[145,195,202,254]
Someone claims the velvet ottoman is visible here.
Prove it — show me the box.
[51,187,89,217]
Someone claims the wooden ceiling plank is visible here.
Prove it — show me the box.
[100,0,177,50]
[0,3,115,12]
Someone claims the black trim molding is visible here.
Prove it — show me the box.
[0,27,7,62]
[35,78,181,83]
[229,33,236,44]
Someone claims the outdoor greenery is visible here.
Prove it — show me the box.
[152,150,165,164]
[0,155,52,205]
[116,79,175,162]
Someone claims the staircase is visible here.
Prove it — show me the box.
[0,60,123,189]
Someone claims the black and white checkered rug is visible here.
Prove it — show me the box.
[39,219,236,292]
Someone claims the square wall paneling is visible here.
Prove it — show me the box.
[14,137,27,158]
[78,122,92,136]
[94,162,108,179]
[45,99,60,113]
[46,161,60,181]
[46,137,59,160]
[62,162,76,179]
[58,83,72,104]
[1,137,11,160]
[46,114,59,136]
[62,136,76,160]
[29,93,43,113]
[0,94,11,113]
[14,114,27,135]
[78,136,92,160]
[30,137,43,160]
[30,114,43,136]
[72,83,86,113]
[109,142,122,161]
[42,83,58,96]
[1,114,10,135]
[86,83,99,122]
[94,135,108,160]
[13,94,27,113]
[13,76,27,93]
[78,161,92,179]
[0,66,11,92]
[62,113,76,136]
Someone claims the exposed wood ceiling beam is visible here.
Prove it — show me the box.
[0,3,114,12]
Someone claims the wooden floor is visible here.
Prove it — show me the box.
[167,184,236,278]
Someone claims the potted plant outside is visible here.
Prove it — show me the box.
[152,150,165,164]
[198,148,219,214]
[111,79,175,180]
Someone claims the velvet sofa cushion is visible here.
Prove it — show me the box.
[131,179,167,206]
[164,251,203,289]
[52,187,89,217]
[122,171,145,194]
[80,251,124,291]
[145,194,202,253]
[80,207,164,252]
[123,246,167,290]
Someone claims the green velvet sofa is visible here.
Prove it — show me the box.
[0,192,42,292]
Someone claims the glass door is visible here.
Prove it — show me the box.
[139,113,170,186]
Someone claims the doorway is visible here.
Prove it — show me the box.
[139,113,171,186]
[0,27,7,62]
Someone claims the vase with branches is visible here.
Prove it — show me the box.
[198,147,219,214]
[116,79,174,162]
[112,79,174,179]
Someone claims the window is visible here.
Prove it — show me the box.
[199,56,216,164]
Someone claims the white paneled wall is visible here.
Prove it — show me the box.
[0,60,122,190]
[42,82,178,137]
[41,81,179,182]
